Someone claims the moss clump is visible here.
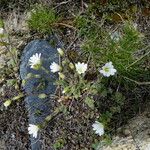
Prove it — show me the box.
[27,5,60,34]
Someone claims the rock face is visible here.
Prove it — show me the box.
[100,103,150,150]
[20,37,61,150]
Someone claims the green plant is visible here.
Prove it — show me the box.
[0,19,23,107]
[27,5,60,34]
[53,139,65,150]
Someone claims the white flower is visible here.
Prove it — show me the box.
[92,121,104,136]
[4,100,11,107]
[110,31,121,42]
[28,124,39,138]
[57,48,64,56]
[29,53,41,69]
[0,28,4,34]
[50,62,61,73]
[75,62,87,74]
[99,62,117,77]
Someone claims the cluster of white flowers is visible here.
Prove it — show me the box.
[28,49,116,77]
[27,48,118,137]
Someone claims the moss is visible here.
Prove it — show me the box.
[27,5,60,34]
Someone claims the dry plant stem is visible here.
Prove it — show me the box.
[30,137,40,147]
[54,0,72,9]
[58,55,61,98]
[1,38,17,65]
[126,45,150,69]
[81,0,84,12]
[69,97,74,111]
[67,34,79,50]
[122,76,150,85]
[115,12,126,23]
[5,27,18,65]
[87,52,92,65]
[55,22,76,30]
[43,105,64,128]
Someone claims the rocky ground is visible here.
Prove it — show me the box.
[101,102,150,150]
[0,1,150,150]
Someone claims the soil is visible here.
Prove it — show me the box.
[0,0,150,150]
[0,87,30,149]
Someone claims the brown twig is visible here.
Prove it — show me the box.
[126,45,150,69]
[54,0,72,9]
[122,76,150,85]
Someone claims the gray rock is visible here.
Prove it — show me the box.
[20,37,61,150]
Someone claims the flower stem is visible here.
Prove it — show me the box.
[41,66,49,74]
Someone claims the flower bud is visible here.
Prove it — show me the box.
[57,48,64,56]
[69,63,74,69]
[62,60,67,65]
[4,100,11,108]
[58,72,65,79]
[26,73,33,79]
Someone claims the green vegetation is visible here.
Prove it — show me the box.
[1,1,150,149]
[27,5,60,34]
[53,139,65,150]
[0,18,23,107]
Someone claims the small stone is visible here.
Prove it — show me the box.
[20,39,60,149]
[146,113,150,118]
[123,129,131,136]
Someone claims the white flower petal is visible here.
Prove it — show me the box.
[29,53,41,69]
[28,124,39,138]
[99,62,117,77]
[50,62,61,73]
[92,121,104,136]
[75,62,87,74]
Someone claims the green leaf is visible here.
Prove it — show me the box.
[35,110,42,116]
[101,89,107,97]
[6,79,16,86]
[84,97,95,109]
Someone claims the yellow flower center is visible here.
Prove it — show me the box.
[104,67,109,72]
